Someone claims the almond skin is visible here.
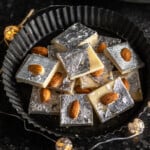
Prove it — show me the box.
[48,72,63,88]
[120,48,132,61]
[40,88,51,102]
[91,68,104,77]
[69,100,80,119]
[74,85,92,94]
[100,92,119,105]
[28,64,45,75]
[122,78,130,90]
[97,42,107,53]
[31,46,48,56]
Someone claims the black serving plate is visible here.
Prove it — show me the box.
[2,5,150,142]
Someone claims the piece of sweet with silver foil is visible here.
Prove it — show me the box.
[16,54,59,88]
[57,43,104,80]
[58,76,75,94]
[87,77,134,123]
[96,35,121,48]
[112,70,143,102]
[47,46,75,94]
[28,87,60,115]
[94,35,122,53]
[104,42,144,74]
[51,22,98,51]
[47,45,61,60]
[97,53,114,72]
[89,52,114,85]
[47,64,75,94]
[60,94,93,126]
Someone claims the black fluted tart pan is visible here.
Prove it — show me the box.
[2,5,150,142]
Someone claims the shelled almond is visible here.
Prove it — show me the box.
[28,64,45,75]
[97,42,107,53]
[48,72,63,88]
[100,92,119,105]
[91,68,104,77]
[120,48,132,61]
[40,88,51,102]
[69,100,80,119]
[31,46,48,56]
[122,78,130,90]
[74,85,92,94]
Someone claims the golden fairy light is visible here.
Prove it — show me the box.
[128,118,145,135]
[4,26,20,41]
[4,9,35,45]
[56,137,73,150]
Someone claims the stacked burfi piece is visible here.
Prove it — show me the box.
[16,22,144,126]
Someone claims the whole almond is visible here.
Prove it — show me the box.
[100,92,119,105]
[97,42,107,53]
[69,100,80,119]
[48,72,63,88]
[40,88,51,102]
[120,48,132,61]
[91,68,104,77]
[28,64,45,75]
[122,78,130,90]
[31,46,48,56]
[74,85,92,94]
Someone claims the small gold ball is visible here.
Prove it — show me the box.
[56,137,73,150]
[4,25,20,41]
[128,118,145,135]
[147,101,150,108]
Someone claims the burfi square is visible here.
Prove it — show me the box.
[96,35,121,48]
[16,54,59,87]
[58,76,75,94]
[47,45,61,60]
[60,94,93,126]
[28,87,60,115]
[97,53,114,72]
[89,52,114,86]
[79,52,114,89]
[51,23,98,51]
[47,45,75,94]
[57,44,104,80]
[88,77,134,123]
[113,70,143,102]
[48,64,75,94]
[104,42,144,74]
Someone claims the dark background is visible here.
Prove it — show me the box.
[0,0,150,150]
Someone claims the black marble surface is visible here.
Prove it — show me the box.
[0,0,150,150]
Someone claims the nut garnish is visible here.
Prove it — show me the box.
[48,72,63,88]
[31,46,48,56]
[91,68,104,77]
[100,92,119,105]
[69,100,80,119]
[40,88,51,102]
[28,64,45,75]
[122,78,130,90]
[97,42,107,53]
[74,85,92,94]
[120,48,132,61]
